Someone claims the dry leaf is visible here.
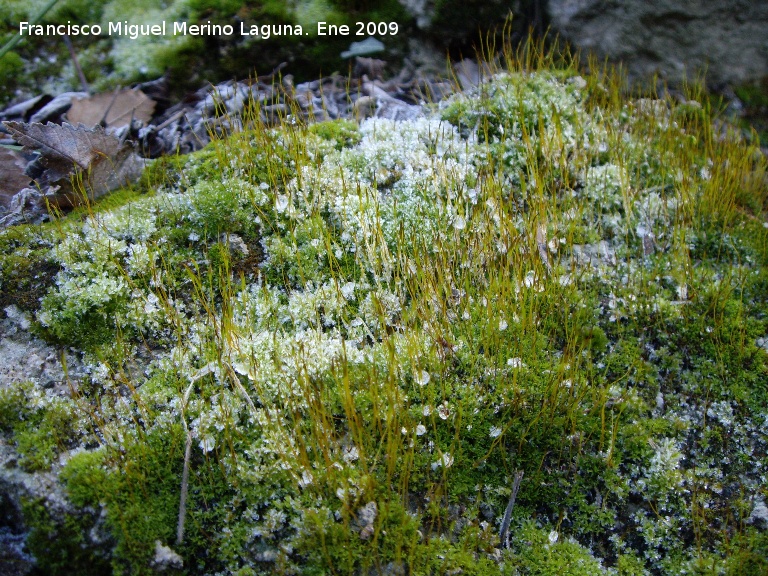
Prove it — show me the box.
[3,121,145,207]
[0,148,32,209]
[66,88,155,128]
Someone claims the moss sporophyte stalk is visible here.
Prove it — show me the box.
[1,36,768,576]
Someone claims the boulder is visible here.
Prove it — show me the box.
[546,0,768,86]
[397,0,543,47]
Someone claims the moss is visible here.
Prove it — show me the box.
[0,225,60,313]
[190,180,260,238]
[725,529,768,576]
[21,496,112,576]
[0,381,80,472]
[297,499,432,575]
[308,119,361,151]
[6,35,768,576]
[0,380,34,433]
[508,521,609,575]
[410,528,505,575]
[14,403,76,471]
[61,449,111,508]
[734,77,768,147]
[0,50,24,91]
[616,553,650,575]
[60,429,185,575]
[38,283,130,351]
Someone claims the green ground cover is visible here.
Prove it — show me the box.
[1,39,767,575]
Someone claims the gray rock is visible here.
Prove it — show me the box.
[453,59,480,91]
[0,527,36,576]
[254,548,278,562]
[358,501,378,526]
[547,0,768,86]
[0,439,76,574]
[397,0,525,41]
[150,541,183,572]
[0,94,52,122]
[747,498,768,527]
[0,306,87,393]
[220,234,249,256]
[354,501,378,540]
[29,92,88,124]
[341,37,385,59]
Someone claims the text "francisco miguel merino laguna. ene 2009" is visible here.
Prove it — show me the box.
[18,20,306,40]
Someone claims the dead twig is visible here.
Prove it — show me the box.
[499,470,524,548]
[63,35,89,95]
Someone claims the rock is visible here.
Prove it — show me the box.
[341,37,385,59]
[397,0,527,45]
[358,501,378,524]
[354,501,378,540]
[354,57,387,80]
[415,80,454,102]
[253,548,278,562]
[376,99,422,121]
[150,541,183,572]
[359,82,423,121]
[220,234,249,256]
[0,527,36,576]
[546,0,768,86]
[453,59,480,91]
[636,224,656,256]
[0,188,49,228]
[0,94,53,122]
[480,502,496,521]
[0,305,87,394]
[353,96,378,120]
[0,437,76,575]
[29,92,88,124]
[747,498,768,527]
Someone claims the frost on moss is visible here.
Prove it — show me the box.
[2,55,768,575]
[0,381,83,471]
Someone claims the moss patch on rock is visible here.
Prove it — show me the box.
[1,39,768,575]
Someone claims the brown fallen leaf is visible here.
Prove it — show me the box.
[66,88,155,129]
[0,148,32,209]
[3,121,145,208]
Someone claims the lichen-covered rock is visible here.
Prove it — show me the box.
[0,306,87,394]
[547,0,768,85]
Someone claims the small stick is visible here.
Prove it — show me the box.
[100,85,122,127]
[256,62,287,82]
[153,110,186,132]
[176,429,192,545]
[177,379,196,545]
[63,35,89,94]
[499,470,524,548]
